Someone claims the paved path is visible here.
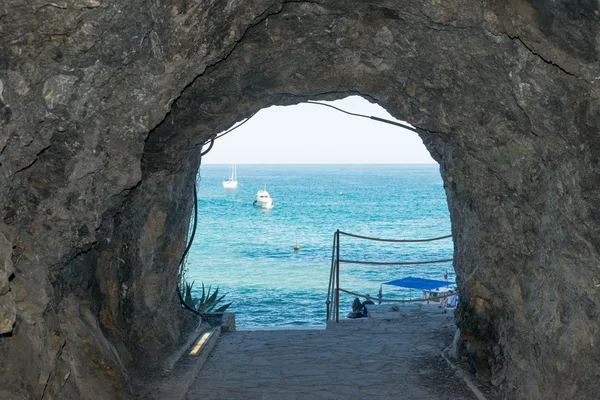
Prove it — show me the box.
[185,305,477,400]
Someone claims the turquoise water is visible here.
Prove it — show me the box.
[186,164,454,326]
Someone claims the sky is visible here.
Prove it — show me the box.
[202,96,436,164]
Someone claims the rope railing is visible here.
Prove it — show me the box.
[338,288,455,304]
[326,229,454,323]
[338,258,453,266]
[338,231,452,243]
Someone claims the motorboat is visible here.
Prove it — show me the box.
[253,186,273,209]
[222,164,238,189]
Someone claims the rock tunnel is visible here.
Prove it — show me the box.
[1,0,599,398]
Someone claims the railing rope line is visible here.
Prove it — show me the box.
[338,231,452,243]
[338,258,453,266]
[338,287,456,303]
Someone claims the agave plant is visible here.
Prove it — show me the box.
[183,280,232,314]
[184,280,200,310]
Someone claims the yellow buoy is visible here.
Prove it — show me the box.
[294,243,300,250]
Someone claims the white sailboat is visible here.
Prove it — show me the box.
[222,164,238,189]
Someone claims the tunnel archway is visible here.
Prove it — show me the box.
[1,1,598,399]
[187,96,453,328]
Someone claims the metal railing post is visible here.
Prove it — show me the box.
[335,229,340,323]
[326,231,337,322]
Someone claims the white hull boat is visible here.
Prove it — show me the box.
[253,188,273,209]
[222,164,238,189]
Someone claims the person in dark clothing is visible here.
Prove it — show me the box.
[347,297,363,319]
[362,295,375,317]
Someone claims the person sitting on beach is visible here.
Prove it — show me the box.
[442,290,457,310]
[362,295,375,317]
[347,297,363,319]
[446,290,458,308]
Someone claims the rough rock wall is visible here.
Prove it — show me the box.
[0,1,283,398]
[1,0,599,399]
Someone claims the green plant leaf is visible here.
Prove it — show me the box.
[184,280,195,307]
[214,302,232,313]
[185,281,231,316]
[206,287,219,306]
[200,282,206,305]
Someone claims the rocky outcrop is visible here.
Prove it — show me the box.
[1,0,598,399]
[0,224,15,334]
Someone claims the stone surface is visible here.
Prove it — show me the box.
[0,224,15,334]
[184,306,476,400]
[0,293,15,334]
[0,1,599,399]
[220,312,236,332]
[0,225,13,295]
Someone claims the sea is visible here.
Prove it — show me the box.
[185,164,454,327]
